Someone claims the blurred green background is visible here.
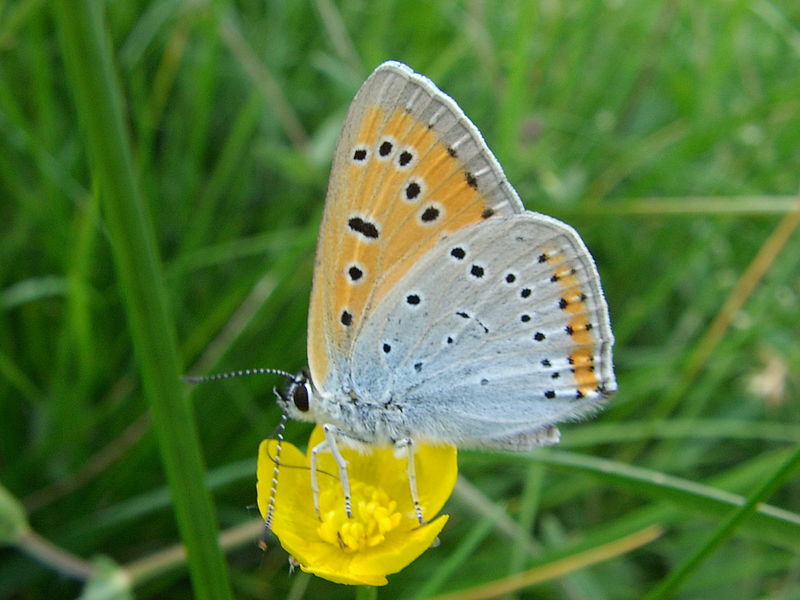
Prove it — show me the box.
[2,1,799,598]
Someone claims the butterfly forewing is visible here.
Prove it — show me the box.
[309,62,526,390]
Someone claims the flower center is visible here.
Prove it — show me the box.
[316,480,403,553]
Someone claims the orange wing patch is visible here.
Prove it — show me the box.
[547,252,601,397]
[568,347,597,398]
[330,107,496,332]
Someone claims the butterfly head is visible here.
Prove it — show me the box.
[275,371,316,422]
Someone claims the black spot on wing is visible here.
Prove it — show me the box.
[348,217,379,239]
[470,264,485,278]
[420,206,440,222]
[347,265,363,281]
[379,140,393,156]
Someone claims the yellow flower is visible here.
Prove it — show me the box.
[256,426,457,586]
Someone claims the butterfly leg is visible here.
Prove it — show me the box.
[309,424,353,519]
[395,438,425,525]
[259,390,288,550]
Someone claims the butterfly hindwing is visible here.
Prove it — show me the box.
[348,212,615,448]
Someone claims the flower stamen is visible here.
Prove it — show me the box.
[317,481,403,553]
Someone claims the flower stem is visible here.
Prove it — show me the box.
[356,586,378,600]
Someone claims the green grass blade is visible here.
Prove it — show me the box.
[643,443,800,599]
[530,450,800,546]
[52,3,233,599]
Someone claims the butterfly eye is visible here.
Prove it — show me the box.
[292,381,309,412]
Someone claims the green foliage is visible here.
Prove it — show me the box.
[1,1,799,598]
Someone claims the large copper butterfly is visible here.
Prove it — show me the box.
[268,61,615,525]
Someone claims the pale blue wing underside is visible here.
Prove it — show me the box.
[348,213,616,449]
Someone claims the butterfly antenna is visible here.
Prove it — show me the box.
[183,368,295,384]
[259,404,288,551]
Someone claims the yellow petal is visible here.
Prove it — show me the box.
[295,516,449,586]
[299,562,389,587]
[256,439,310,520]
[356,515,449,576]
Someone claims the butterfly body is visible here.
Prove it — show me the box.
[278,61,615,455]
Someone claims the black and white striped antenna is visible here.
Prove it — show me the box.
[184,367,295,384]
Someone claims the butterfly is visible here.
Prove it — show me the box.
[262,61,615,526]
